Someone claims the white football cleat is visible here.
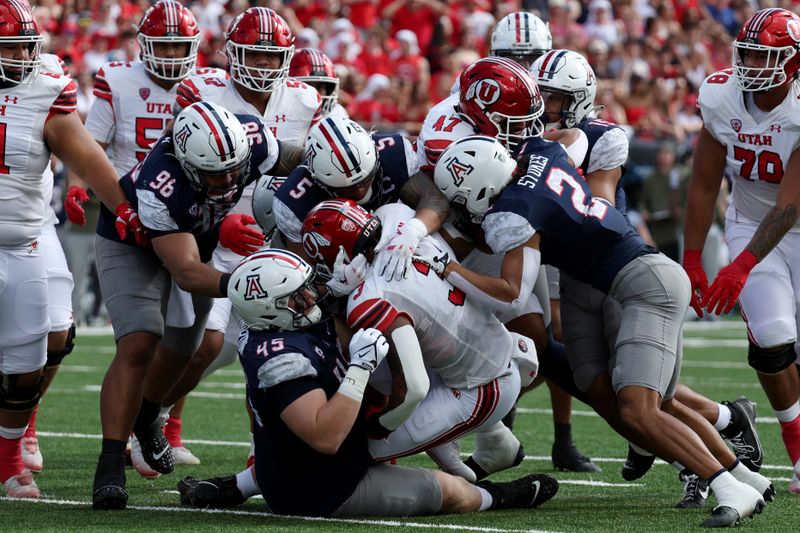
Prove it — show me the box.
[172,446,201,466]
[709,477,765,524]
[21,437,43,473]
[3,469,41,499]
[790,459,800,494]
[130,435,160,479]
[426,440,476,483]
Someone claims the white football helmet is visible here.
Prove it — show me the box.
[490,12,552,69]
[305,116,379,204]
[434,136,517,222]
[530,49,597,128]
[251,176,280,240]
[173,102,251,202]
[228,249,324,331]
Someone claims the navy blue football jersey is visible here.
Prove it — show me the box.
[239,319,370,516]
[96,113,279,261]
[576,117,629,214]
[484,136,654,292]
[274,133,415,243]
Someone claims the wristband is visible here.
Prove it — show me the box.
[219,273,231,297]
[337,365,371,402]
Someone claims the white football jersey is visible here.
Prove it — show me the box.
[85,62,225,177]
[39,53,68,227]
[346,203,513,390]
[699,70,800,229]
[0,70,76,247]
[416,93,476,172]
[175,71,322,202]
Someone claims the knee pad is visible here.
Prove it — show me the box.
[747,342,796,374]
[0,372,42,412]
[46,323,76,368]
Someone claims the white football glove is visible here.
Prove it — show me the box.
[375,217,428,282]
[348,328,389,372]
[411,250,451,276]
[326,247,369,297]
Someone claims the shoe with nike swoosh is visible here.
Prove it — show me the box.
[133,422,174,475]
[477,473,559,509]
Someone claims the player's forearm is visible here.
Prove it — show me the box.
[400,172,451,232]
[169,261,227,298]
[273,141,304,176]
[75,156,127,211]
[745,204,798,261]
[310,394,362,454]
[446,261,521,303]
[683,181,719,250]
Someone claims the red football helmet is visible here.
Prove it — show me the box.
[137,0,200,81]
[458,56,544,151]
[225,7,294,93]
[301,199,382,274]
[290,48,339,115]
[733,8,800,92]
[0,0,42,85]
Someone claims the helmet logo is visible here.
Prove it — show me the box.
[445,156,475,186]
[175,124,192,152]
[342,219,357,232]
[244,274,268,300]
[467,79,502,106]
[305,144,317,174]
[787,19,800,43]
[302,231,331,262]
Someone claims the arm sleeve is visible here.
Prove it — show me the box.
[136,189,180,232]
[85,96,117,144]
[482,210,536,254]
[257,352,318,389]
[587,128,629,174]
[377,325,430,432]
[47,79,78,121]
[273,197,303,243]
[401,137,421,176]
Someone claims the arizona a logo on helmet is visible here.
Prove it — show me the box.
[445,156,475,186]
[244,274,268,300]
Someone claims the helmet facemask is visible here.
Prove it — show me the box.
[227,41,294,93]
[733,40,797,92]
[184,151,251,205]
[0,35,42,85]
[138,34,200,81]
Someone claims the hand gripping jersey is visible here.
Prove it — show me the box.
[416,93,477,172]
[238,319,369,516]
[274,133,419,243]
[86,62,225,177]
[484,137,653,292]
[576,117,630,214]
[699,69,800,229]
[0,69,77,247]
[95,113,279,261]
[346,203,513,389]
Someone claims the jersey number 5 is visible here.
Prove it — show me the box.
[136,117,166,162]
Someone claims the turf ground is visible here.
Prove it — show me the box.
[1,320,797,532]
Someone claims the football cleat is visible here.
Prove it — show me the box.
[705,479,765,528]
[426,440,476,483]
[551,442,601,473]
[92,456,128,510]
[675,470,709,509]
[789,459,800,494]
[721,397,763,472]
[21,437,43,473]
[178,476,247,508]
[133,423,174,475]
[464,422,525,481]
[172,446,201,466]
[130,435,160,478]
[3,469,40,499]
[477,473,559,509]
[621,444,655,481]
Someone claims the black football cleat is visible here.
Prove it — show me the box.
[621,444,656,481]
[675,470,709,509]
[92,453,128,510]
[700,506,742,528]
[133,422,174,475]
[178,476,247,509]
[721,397,763,472]
[477,473,559,510]
[552,442,601,473]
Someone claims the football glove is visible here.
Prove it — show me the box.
[682,249,708,317]
[326,246,368,297]
[412,250,451,277]
[115,201,149,247]
[219,214,265,256]
[375,217,428,282]
[348,328,389,373]
[65,185,89,226]
[703,250,758,316]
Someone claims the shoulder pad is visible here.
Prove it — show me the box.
[698,69,735,113]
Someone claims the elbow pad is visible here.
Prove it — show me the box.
[378,325,430,431]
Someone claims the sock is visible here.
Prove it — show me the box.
[94,439,127,488]
[671,461,685,472]
[0,427,26,482]
[133,398,162,434]
[775,401,800,423]
[101,438,127,457]
[714,403,732,432]
[164,416,183,448]
[235,467,261,498]
[554,422,573,446]
[708,468,731,486]
[477,486,493,511]
[776,407,800,464]
[24,405,38,438]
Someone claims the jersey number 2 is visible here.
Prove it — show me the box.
[545,168,608,219]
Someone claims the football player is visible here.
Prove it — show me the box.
[177,249,558,516]
[0,0,145,499]
[90,102,299,510]
[289,48,348,119]
[422,135,774,527]
[532,49,765,506]
[683,7,800,494]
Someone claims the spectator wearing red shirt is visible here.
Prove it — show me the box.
[392,30,430,89]
[382,0,448,54]
[358,27,393,77]
[341,0,380,29]
[350,73,402,129]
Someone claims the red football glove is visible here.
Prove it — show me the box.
[703,250,758,316]
[115,202,149,247]
[65,186,89,226]
[219,214,265,256]
[682,249,708,317]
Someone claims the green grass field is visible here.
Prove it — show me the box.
[1,320,797,532]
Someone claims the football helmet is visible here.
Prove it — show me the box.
[137,0,200,81]
[301,199,382,274]
[458,57,544,151]
[733,8,800,92]
[225,7,295,93]
[173,102,251,203]
[490,12,552,69]
[434,136,517,223]
[305,116,380,204]
[228,249,324,331]
[531,49,597,128]
[0,0,43,85]
[251,176,280,240]
[290,48,339,116]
